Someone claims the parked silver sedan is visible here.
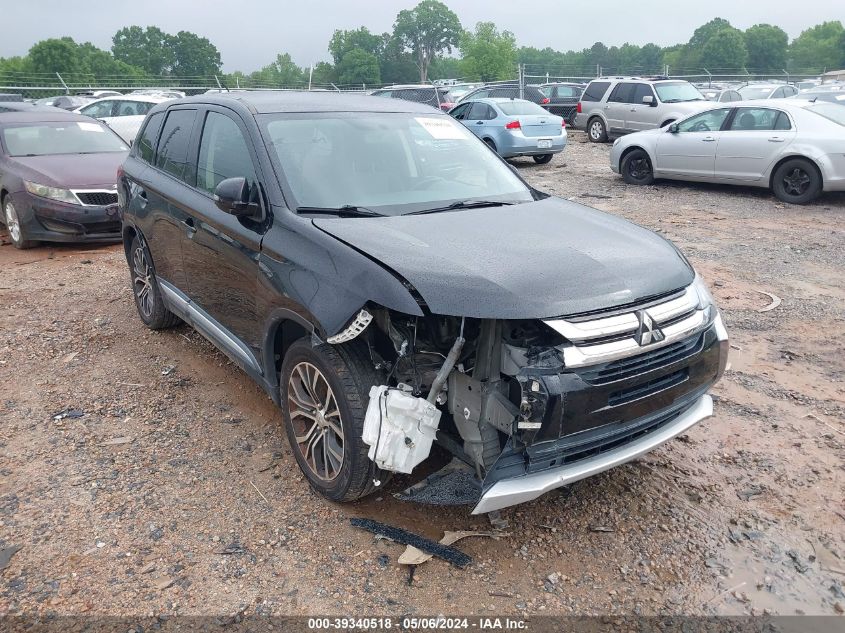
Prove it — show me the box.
[609,100,845,204]
[449,98,566,164]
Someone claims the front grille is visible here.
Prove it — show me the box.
[579,333,703,385]
[608,368,688,406]
[75,191,118,206]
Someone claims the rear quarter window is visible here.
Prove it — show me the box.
[134,111,165,164]
[582,82,611,102]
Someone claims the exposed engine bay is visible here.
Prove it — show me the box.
[357,307,568,479]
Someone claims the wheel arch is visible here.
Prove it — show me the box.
[768,154,824,190]
[262,310,316,402]
[122,223,138,262]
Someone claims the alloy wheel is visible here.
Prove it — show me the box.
[590,121,603,140]
[628,156,651,181]
[4,201,21,243]
[783,168,811,197]
[286,362,344,481]
[132,245,154,318]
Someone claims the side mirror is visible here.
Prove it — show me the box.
[669,123,680,133]
[643,95,656,106]
[213,177,259,216]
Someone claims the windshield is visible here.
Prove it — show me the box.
[738,86,775,100]
[499,101,548,116]
[807,102,845,126]
[260,112,533,215]
[2,121,128,156]
[655,82,704,102]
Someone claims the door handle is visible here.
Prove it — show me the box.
[630,108,637,112]
[768,137,784,143]
[475,121,484,125]
[702,136,716,142]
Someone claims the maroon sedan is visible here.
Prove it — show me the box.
[0,104,129,248]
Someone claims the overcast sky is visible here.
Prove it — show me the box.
[3,0,840,72]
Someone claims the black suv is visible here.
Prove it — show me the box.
[539,82,585,123]
[119,92,728,514]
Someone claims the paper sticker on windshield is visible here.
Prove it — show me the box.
[77,122,104,132]
[837,95,845,101]
[415,117,468,140]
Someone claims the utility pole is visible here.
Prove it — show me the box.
[308,65,314,91]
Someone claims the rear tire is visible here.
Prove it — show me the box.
[588,117,608,143]
[483,138,497,153]
[621,149,655,185]
[771,158,822,205]
[3,199,38,249]
[128,235,180,330]
[533,154,553,164]
[280,338,391,502]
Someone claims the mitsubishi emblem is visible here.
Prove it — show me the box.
[635,310,664,346]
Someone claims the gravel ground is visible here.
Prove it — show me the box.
[1,133,844,619]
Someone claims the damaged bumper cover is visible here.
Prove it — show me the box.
[472,392,713,514]
[472,312,728,514]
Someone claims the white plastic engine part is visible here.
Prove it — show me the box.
[362,385,442,474]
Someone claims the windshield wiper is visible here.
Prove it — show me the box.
[296,205,385,218]
[405,200,517,216]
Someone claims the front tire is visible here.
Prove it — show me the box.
[3,199,38,249]
[771,158,822,205]
[533,154,553,164]
[280,338,389,502]
[128,235,180,330]
[588,117,608,143]
[621,149,655,185]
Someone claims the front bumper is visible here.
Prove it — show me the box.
[9,191,122,244]
[471,312,728,514]
[472,393,713,514]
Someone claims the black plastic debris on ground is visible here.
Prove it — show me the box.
[350,518,471,569]
[51,408,84,420]
[395,465,481,506]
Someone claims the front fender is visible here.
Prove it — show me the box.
[259,212,423,339]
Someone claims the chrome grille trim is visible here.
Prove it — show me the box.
[544,284,710,369]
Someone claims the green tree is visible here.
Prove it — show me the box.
[112,26,174,75]
[337,49,381,85]
[170,31,222,78]
[744,24,788,72]
[699,27,748,71]
[28,38,86,76]
[459,22,516,82]
[328,27,383,65]
[250,53,304,86]
[378,34,419,84]
[789,21,844,71]
[310,61,338,86]
[394,0,462,82]
[640,43,664,73]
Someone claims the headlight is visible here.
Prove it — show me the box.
[691,272,717,324]
[24,181,79,205]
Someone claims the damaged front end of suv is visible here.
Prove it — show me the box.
[324,273,727,514]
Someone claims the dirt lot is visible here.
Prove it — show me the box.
[1,133,844,619]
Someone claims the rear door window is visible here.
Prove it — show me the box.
[582,81,611,102]
[134,111,165,164]
[155,109,198,182]
[608,83,636,104]
[729,108,784,131]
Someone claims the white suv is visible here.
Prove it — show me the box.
[574,77,713,143]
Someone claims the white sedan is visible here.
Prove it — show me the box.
[609,100,845,204]
[74,94,175,144]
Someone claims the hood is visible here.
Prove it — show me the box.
[313,197,694,319]
[9,152,128,189]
